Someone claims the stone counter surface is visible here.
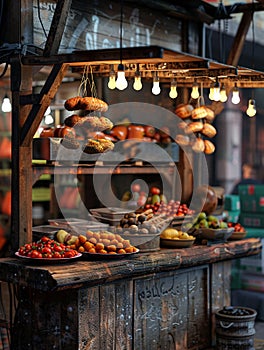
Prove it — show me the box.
[0,238,261,292]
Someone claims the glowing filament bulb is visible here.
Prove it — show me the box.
[209,85,215,101]
[169,80,178,99]
[133,72,142,91]
[246,99,256,117]
[191,82,199,99]
[220,85,228,102]
[108,71,116,90]
[231,85,240,104]
[152,75,161,95]
[1,95,11,112]
[213,81,220,101]
[116,64,128,90]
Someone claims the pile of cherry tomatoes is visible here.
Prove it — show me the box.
[227,222,246,232]
[18,236,79,259]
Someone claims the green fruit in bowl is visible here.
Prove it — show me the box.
[199,219,209,228]
[197,212,207,221]
[219,221,228,229]
[152,194,161,204]
[207,215,218,222]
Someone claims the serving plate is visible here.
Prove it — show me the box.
[228,231,247,240]
[15,252,82,264]
[160,238,195,248]
[81,248,139,259]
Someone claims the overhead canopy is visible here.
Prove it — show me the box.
[21,45,264,88]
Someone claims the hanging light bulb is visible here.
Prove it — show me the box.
[44,106,54,124]
[208,83,215,101]
[152,73,161,95]
[246,99,256,117]
[220,85,228,102]
[116,63,128,90]
[169,79,178,99]
[213,78,221,101]
[231,83,240,104]
[107,66,116,90]
[191,81,199,99]
[133,66,142,91]
[1,95,11,112]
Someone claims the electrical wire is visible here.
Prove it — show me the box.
[119,0,124,64]
[37,0,48,39]
[251,0,255,99]
[0,0,3,34]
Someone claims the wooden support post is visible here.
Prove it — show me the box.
[11,59,33,251]
[227,11,252,66]
[43,0,73,56]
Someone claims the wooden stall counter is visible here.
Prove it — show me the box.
[0,238,261,350]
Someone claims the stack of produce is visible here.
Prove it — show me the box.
[69,230,137,255]
[116,209,170,235]
[122,184,195,217]
[160,227,195,240]
[107,124,173,144]
[186,212,228,230]
[17,236,79,259]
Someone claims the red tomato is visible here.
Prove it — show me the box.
[64,251,74,258]
[25,244,32,251]
[150,187,160,195]
[131,183,141,192]
[52,252,61,259]
[54,245,63,252]
[30,250,41,258]
[41,236,50,243]
[144,125,156,137]
[41,247,52,254]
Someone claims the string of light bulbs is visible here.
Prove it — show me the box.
[246,0,256,117]
[106,67,256,113]
[115,0,128,91]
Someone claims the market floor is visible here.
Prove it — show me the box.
[255,321,264,339]
[254,321,264,350]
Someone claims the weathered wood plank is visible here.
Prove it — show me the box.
[21,63,69,147]
[0,238,260,292]
[79,286,100,349]
[187,266,210,349]
[114,280,134,349]
[210,260,232,347]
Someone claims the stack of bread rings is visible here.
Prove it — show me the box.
[60,96,115,154]
[174,103,216,155]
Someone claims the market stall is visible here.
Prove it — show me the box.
[0,1,264,350]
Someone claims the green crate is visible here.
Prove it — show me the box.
[227,210,240,223]
[224,195,240,211]
[239,185,264,213]
[239,212,264,228]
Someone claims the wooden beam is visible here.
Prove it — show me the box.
[226,11,252,66]
[43,0,73,56]
[225,2,264,14]
[21,63,69,146]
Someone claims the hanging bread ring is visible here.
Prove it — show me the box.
[64,96,108,112]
